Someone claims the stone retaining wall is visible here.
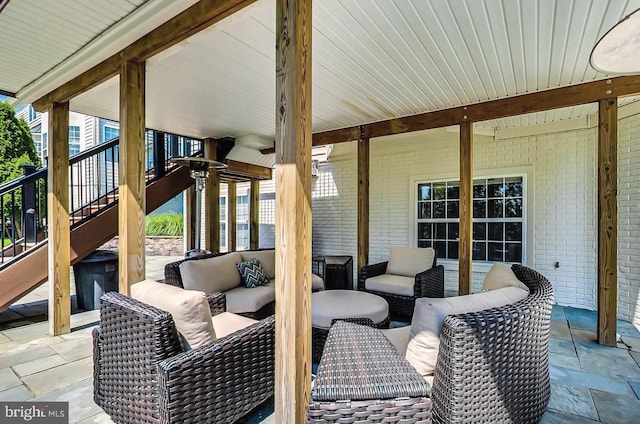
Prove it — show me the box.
[99,237,183,256]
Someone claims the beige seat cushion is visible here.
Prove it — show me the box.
[131,279,215,349]
[211,312,258,339]
[312,273,324,291]
[224,283,275,314]
[386,246,435,277]
[483,263,529,292]
[365,274,414,297]
[406,286,529,377]
[179,252,242,294]
[241,249,276,280]
[381,326,411,356]
[311,290,388,329]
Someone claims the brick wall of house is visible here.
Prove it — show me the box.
[310,122,609,313]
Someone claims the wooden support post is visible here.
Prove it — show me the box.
[227,181,237,252]
[250,179,260,250]
[597,98,618,346]
[185,187,196,252]
[204,138,220,253]
[357,136,370,275]
[118,61,146,296]
[47,102,70,336]
[458,121,473,296]
[275,0,312,421]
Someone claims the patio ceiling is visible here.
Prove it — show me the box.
[2,0,640,146]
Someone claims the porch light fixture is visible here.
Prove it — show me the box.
[170,157,227,257]
[590,8,640,74]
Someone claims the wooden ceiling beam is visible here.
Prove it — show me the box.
[311,76,640,145]
[223,159,272,180]
[32,0,256,111]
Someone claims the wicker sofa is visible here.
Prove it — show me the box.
[93,289,275,424]
[165,249,324,319]
[308,264,554,424]
[359,246,445,319]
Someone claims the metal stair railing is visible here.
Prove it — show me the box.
[0,129,202,269]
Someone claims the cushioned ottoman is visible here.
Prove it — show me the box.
[311,290,390,362]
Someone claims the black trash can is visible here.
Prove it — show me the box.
[73,250,119,310]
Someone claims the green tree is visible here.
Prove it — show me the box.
[0,101,41,239]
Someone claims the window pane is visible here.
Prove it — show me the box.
[418,184,431,201]
[505,198,522,217]
[473,180,487,198]
[435,223,446,239]
[433,201,445,218]
[447,201,459,218]
[434,241,446,258]
[473,223,486,240]
[448,241,459,259]
[488,178,505,197]
[488,199,504,218]
[418,223,432,239]
[448,223,459,240]
[418,202,431,219]
[473,242,486,260]
[488,222,504,241]
[433,183,446,200]
[505,222,522,241]
[418,240,432,248]
[447,182,459,199]
[488,243,504,261]
[505,177,523,197]
[473,200,486,218]
[505,243,522,262]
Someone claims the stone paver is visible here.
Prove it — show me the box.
[0,346,57,368]
[551,321,572,340]
[549,352,581,370]
[2,321,49,341]
[620,334,640,353]
[591,389,640,424]
[548,381,599,421]
[76,412,115,424]
[630,381,640,400]
[51,338,94,362]
[36,378,104,424]
[550,338,577,356]
[0,384,34,401]
[12,354,67,377]
[565,307,597,332]
[0,368,22,392]
[576,345,640,382]
[550,365,636,397]
[0,333,9,344]
[541,409,600,423]
[22,357,93,397]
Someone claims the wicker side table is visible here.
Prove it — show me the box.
[323,255,353,290]
[308,321,432,423]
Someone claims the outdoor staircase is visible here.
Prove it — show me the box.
[0,131,201,311]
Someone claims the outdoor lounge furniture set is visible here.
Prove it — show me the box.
[92,246,552,423]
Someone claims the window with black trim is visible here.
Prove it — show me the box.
[416,176,524,263]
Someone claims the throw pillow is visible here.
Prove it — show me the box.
[482,263,530,292]
[237,258,270,288]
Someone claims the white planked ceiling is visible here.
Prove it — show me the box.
[8,0,640,143]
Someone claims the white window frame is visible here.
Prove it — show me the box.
[410,167,532,272]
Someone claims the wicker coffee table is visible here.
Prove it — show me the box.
[311,289,389,362]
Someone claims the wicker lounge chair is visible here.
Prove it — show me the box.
[359,246,444,319]
[310,264,553,424]
[93,291,275,424]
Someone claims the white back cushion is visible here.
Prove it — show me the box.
[179,252,243,294]
[482,263,529,292]
[386,246,435,277]
[241,249,276,280]
[405,286,529,377]
[131,279,215,349]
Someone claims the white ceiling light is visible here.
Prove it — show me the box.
[590,8,640,74]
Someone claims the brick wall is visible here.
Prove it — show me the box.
[310,124,605,312]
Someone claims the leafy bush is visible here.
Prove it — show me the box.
[146,213,183,237]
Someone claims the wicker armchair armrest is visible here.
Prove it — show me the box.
[206,292,226,316]
[157,315,276,422]
[414,265,445,298]
[358,261,388,290]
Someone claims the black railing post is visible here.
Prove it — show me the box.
[170,134,179,158]
[21,164,37,243]
[153,131,166,179]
